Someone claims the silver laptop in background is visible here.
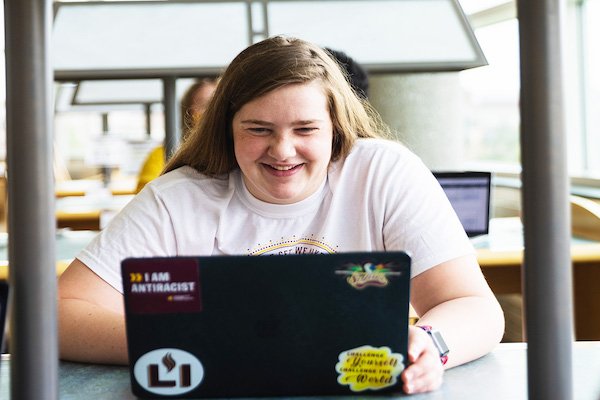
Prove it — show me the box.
[433,171,492,240]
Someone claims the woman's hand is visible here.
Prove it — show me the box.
[400,325,444,394]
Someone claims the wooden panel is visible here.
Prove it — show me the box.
[573,262,600,340]
[480,257,600,341]
[56,211,101,231]
[482,265,521,294]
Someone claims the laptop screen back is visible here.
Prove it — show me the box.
[433,171,492,237]
[121,252,411,398]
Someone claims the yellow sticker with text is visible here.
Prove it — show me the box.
[336,345,404,392]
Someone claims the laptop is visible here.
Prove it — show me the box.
[433,171,492,238]
[121,252,411,398]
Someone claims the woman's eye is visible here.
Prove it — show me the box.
[248,127,270,134]
[296,127,318,135]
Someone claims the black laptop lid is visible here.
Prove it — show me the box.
[122,252,411,398]
[434,171,492,237]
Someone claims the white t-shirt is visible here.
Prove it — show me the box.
[78,139,474,293]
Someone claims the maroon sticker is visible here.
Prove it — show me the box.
[123,258,202,314]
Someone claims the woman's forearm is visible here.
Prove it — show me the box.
[58,298,129,365]
[416,295,505,369]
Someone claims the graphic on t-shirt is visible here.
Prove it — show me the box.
[249,234,337,255]
[336,345,404,392]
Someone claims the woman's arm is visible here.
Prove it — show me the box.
[58,258,129,365]
[401,254,505,393]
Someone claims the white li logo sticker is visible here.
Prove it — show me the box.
[134,348,204,395]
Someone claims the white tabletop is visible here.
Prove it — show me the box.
[2,342,600,399]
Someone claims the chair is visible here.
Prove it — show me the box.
[571,195,600,241]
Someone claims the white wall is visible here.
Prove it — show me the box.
[369,72,464,170]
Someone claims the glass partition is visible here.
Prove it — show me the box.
[53,0,485,77]
[53,1,250,73]
[267,0,486,71]
[73,80,163,105]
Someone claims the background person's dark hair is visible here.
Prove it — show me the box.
[325,48,369,99]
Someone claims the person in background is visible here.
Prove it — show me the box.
[58,36,504,394]
[325,47,369,99]
[135,78,218,192]
[179,78,220,135]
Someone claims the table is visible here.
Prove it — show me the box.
[56,194,134,231]
[1,342,600,399]
[55,178,137,198]
[0,230,98,281]
[476,218,600,340]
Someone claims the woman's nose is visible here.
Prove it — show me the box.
[268,133,296,160]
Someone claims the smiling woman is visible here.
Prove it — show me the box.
[57,35,503,395]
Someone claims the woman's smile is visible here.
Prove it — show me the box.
[264,162,304,175]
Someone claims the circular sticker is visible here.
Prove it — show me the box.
[133,348,204,396]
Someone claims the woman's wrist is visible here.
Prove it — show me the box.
[416,325,449,365]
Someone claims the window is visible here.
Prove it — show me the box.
[0,5,5,162]
[459,0,600,181]
[583,0,600,175]
[459,19,520,169]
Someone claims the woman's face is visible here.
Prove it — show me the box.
[232,81,333,204]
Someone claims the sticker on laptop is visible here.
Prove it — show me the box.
[133,348,204,396]
[335,262,404,289]
[336,345,405,392]
[123,258,202,314]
